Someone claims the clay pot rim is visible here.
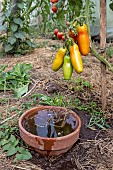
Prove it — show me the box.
[19,106,81,140]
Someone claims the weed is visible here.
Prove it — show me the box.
[106,46,113,60]
[73,98,110,129]
[31,93,67,107]
[49,43,61,51]
[0,63,32,98]
[37,41,49,48]
[70,76,93,92]
[0,122,32,162]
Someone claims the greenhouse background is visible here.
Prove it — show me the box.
[91,0,113,38]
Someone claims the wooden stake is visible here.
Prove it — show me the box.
[100,0,106,111]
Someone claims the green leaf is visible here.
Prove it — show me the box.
[16,151,32,160]
[17,147,25,153]
[5,44,13,52]
[6,145,17,156]
[9,135,16,143]
[14,32,24,40]
[2,143,11,151]
[0,131,4,138]
[44,3,50,14]
[11,24,18,32]
[8,36,16,45]
[13,83,29,98]
[5,10,11,17]
[0,139,9,146]
[0,25,6,31]
[57,10,67,28]
[17,2,24,9]
[13,18,23,25]
[19,30,26,36]
[26,40,36,48]
[13,139,19,146]
[12,63,21,75]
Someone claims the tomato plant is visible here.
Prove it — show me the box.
[1,0,38,54]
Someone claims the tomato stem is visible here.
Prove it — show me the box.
[91,45,113,73]
[85,0,91,42]
[73,15,86,23]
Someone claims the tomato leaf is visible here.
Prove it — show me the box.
[13,18,23,25]
[5,44,13,52]
[14,32,24,40]
[8,36,16,45]
[11,24,18,32]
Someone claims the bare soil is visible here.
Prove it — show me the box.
[0,38,113,170]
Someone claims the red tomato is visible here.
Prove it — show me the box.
[68,30,77,42]
[62,36,65,41]
[50,0,58,3]
[52,6,58,13]
[66,21,70,26]
[54,29,59,36]
[57,32,63,40]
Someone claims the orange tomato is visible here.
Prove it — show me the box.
[77,24,90,56]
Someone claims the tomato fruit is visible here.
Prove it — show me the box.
[66,21,70,26]
[62,35,65,41]
[69,43,83,73]
[57,32,63,40]
[68,30,77,42]
[63,55,73,80]
[52,6,58,13]
[54,29,58,36]
[52,47,67,71]
[50,0,58,3]
[77,24,90,55]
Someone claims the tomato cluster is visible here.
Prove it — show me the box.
[52,43,83,80]
[51,22,90,80]
[54,29,65,41]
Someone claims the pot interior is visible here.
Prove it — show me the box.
[22,108,79,138]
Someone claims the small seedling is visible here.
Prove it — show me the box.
[0,63,32,98]
[73,99,110,129]
[70,76,93,92]
[106,46,113,60]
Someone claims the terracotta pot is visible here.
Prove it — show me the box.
[19,106,81,156]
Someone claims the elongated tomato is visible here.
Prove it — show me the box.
[52,47,67,71]
[69,43,83,73]
[63,55,73,80]
[77,24,90,56]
